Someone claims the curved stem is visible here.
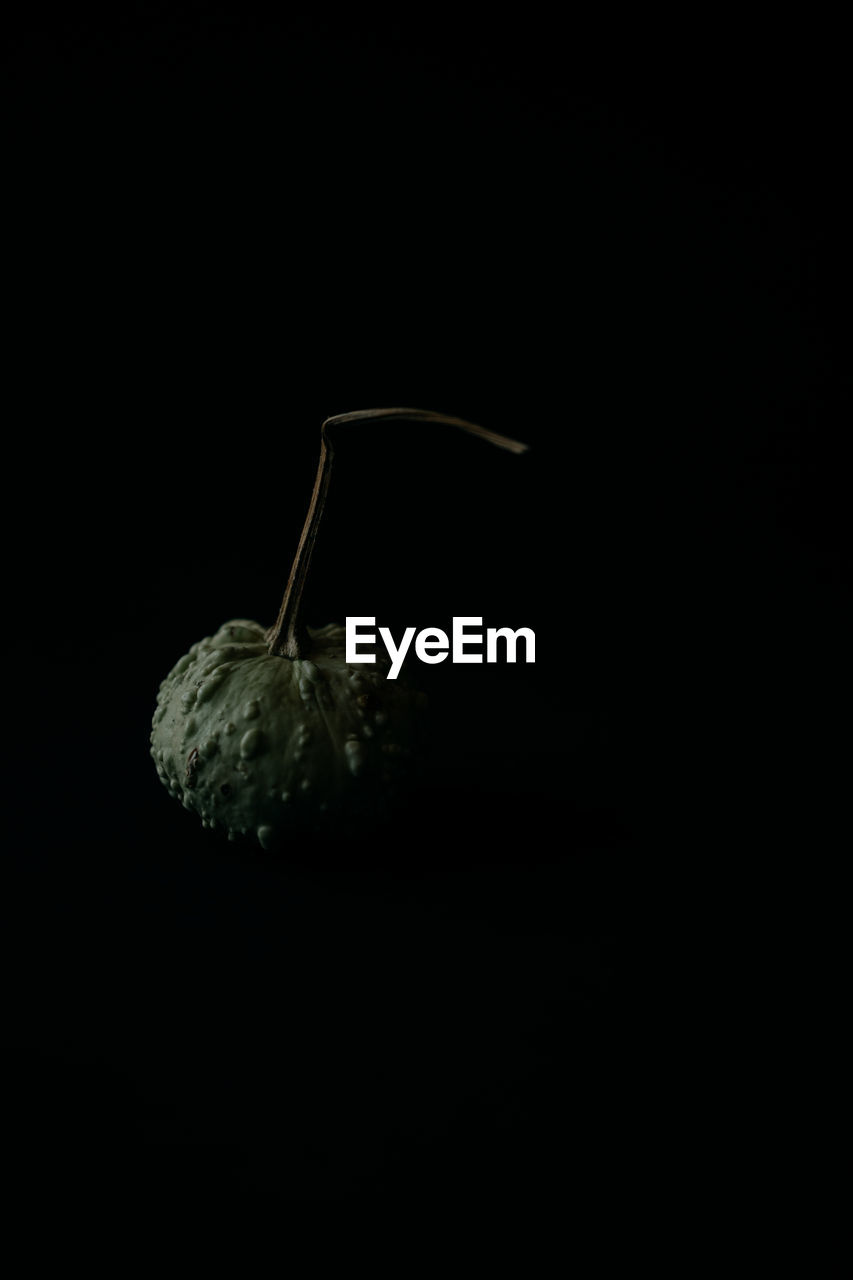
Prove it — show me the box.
[266,408,529,659]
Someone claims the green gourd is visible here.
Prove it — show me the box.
[150,408,528,849]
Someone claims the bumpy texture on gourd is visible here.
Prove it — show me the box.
[150,619,425,848]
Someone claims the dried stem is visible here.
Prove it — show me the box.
[265,408,529,659]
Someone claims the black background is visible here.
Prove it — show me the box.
[2,4,847,1211]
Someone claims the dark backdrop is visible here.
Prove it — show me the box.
[2,5,846,1211]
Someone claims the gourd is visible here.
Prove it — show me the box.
[150,408,528,850]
